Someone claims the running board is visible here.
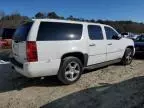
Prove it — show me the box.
[84,59,121,70]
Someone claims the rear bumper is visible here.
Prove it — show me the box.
[11,58,61,78]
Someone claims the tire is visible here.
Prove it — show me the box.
[58,57,83,85]
[121,48,133,65]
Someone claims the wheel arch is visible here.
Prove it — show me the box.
[61,52,88,67]
[126,45,135,54]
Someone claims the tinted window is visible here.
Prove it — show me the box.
[37,22,82,41]
[105,27,118,40]
[88,25,103,40]
[13,22,33,41]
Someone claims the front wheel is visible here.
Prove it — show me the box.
[58,57,83,85]
[121,48,133,65]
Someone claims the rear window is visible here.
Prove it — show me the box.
[37,22,83,41]
[0,28,15,39]
[13,22,33,41]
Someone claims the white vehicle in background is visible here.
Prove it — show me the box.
[122,32,139,40]
[127,34,139,40]
[11,19,135,84]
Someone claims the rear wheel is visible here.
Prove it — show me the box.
[121,48,133,65]
[58,57,83,85]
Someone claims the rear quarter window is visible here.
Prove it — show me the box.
[13,22,33,41]
[37,22,83,41]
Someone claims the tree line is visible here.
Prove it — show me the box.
[0,11,144,33]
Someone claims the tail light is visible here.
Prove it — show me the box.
[26,41,38,62]
[0,39,8,47]
[3,40,9,46]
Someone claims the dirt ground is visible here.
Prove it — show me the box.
[0,51,144,108]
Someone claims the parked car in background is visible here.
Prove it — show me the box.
[134,35,144,52]
[0,28,16,49]
[11,19,135,84]
[121,32,139,40]
[127,34,139,40]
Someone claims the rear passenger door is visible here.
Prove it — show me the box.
[88,25,107,65]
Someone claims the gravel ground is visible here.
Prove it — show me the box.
[0,50,144,108]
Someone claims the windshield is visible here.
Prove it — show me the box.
[13,22,33,41]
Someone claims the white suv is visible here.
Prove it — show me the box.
[11,19,135,84]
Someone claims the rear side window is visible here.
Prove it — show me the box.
[88,25,103,40]
[13,22,33,41]
[37,22,82,41]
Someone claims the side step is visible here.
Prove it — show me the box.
[84,59,121,70]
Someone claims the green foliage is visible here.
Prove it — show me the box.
[0,13,29,28]
[96,20,144,33]
[35,12,46,18]
[47,12,59,19]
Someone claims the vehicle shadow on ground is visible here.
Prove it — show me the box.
[0,52,143,93]
[0,64,113,93]
[0,63,63,93]
[0,58,141,93]
[41,76,144,108]
[0,63,114,93]
[83,65,109,74]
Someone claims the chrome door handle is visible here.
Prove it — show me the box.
[89,43,96,46]
[108,43,112,46]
